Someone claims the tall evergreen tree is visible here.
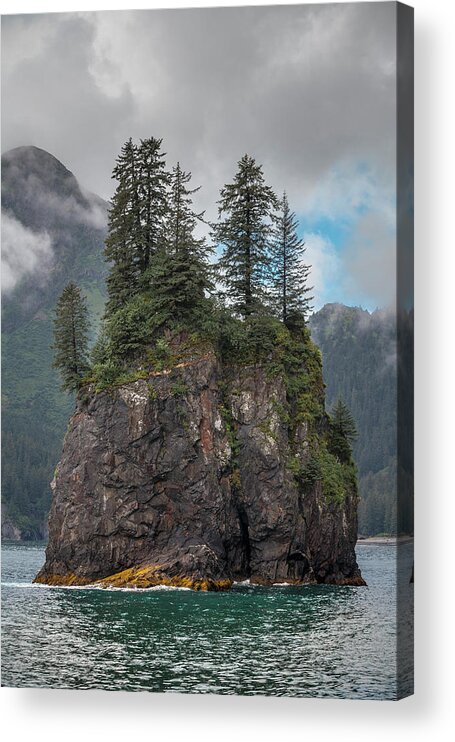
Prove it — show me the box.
[270,192,313,323]
[52,282,90,391]
[330,398,357,463]
[148,163,212,324]
[137,137,170,275]
[332,398,358,443]
[168,162,204,254]
[104,138,141,314]
[215,154,277,317]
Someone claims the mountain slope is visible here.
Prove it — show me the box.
[1,146,108,537]
[309,303,413,535]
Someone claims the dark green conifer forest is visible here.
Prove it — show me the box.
[309,304,414,536]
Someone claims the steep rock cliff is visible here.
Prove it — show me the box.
[35,342,364,590]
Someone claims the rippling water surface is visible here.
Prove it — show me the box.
[1,542,413,698]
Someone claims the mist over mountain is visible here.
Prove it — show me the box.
[1,146,108,537]
[309,303,413,535]
[2,146,107,329]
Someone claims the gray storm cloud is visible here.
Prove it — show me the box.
[26,175,107,230]
[1,5,396,202]
[1,3,400,308]
[341,212,396,309]
[1,211,53,293]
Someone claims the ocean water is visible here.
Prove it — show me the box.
[1,542,413,699]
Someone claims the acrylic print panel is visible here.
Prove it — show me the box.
[1,2,414,699]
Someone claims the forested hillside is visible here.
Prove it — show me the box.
[1,147,108,537]
[309,303,413,535]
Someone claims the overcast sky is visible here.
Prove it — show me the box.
[1,3,398,310]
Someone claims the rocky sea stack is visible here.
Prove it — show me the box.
[35,328,365,590]
[35,140,365,591]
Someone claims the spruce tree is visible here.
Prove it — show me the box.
[330,398,357,462]
[53,282,90,391]
[148,163,212,325]
[104,138,141,315]
[216,154,277,317]
[332,399,357,443]
[137,137,170,275]
[270,192,313,323]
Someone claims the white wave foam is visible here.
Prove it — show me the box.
[1,581,192,592]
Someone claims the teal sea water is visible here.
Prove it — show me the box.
[1,542,413,698]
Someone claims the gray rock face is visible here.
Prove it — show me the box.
[1,510,23,542]
[35,353,364,589]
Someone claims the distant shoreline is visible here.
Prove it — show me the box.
[357,535,414,545]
